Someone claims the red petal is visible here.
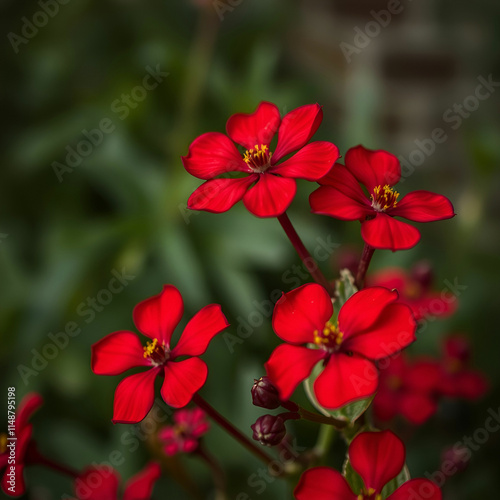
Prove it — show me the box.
[400,393,437,424]
[338,287,398,339]
[345,145,401,191]
[405,360,441,392]
[133,285,184,347]
[409,294,457,321]
[367,268,408,291]
[314,355,378,408]
[272,104,323,163]
[294,467,356,500]
[318,163,372,206]
[270,142,339,180]
[1,427,31,495]
[74,466,120,500]
[92,331,150,375]
[272,283,333,344]
[265,344,325,401]
[112,369,160,424]
[16,392,43,432]
[188,175,257,213]
[161,358,208,408]
[172,304,229,357]
[309,185,372,220]
[349,430,405,492]
[226,101,281,150]
[2,464,26,496]
[243,174,296,217]
[373,390,400,422]
[391,191,455,222]
[124,462,161,500]
[182,132,249,179]
[387,479,442,500]
[342,303,416,360]
[361,213,421,251]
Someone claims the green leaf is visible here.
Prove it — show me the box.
[381,466,411,498]
[335,269,358,307]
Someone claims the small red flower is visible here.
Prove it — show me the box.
[91,285,229,424]
[264,284,416,409]
[183,101,339,217]
[71,462,161,500]
[159,407,210,456]
[0,392,43,497]
[373,354,441,425]
[294,430,442,500]
[367,264,457,321]
[309,145,455,251]
[438,335,488,400]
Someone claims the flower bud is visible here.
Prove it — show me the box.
[252,376,282,409]
[251,415,286,447]
[411,260,434,290]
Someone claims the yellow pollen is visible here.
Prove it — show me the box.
[357,488,381,500]
[0,433,7,454]
[243,144,272,172]
[313,321,343,348]
[143,338,158,359]
[371,184,399,211]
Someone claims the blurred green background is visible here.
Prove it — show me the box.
[1,0,499,498]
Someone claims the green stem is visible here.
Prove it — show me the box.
[312,424,337,459]
[192,394,277,469]
[298,407,347,429]
[277,212,335,296]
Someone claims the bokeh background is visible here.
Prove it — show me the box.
[1,0,499,498]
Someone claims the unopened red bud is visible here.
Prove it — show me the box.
[251,415,286,447]
[252,377,282,409]
[411,260,434,290]
[441,445,469,473]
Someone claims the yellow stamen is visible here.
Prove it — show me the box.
[0,433,7,454]
[243,144,272,172]
[313,321,343,348]
[371,184,399,211]
[143,338,158,359]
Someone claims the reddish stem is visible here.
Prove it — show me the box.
[355,243,375,289]
[192,394,276,468]
[277,212,335,296]
[27,444,79,478]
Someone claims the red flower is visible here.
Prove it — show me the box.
[367,264,457,321]
[183,101,339,217]
[0,392,43,497]
[373,354,441,425]
[438,335,488,400]
[91,285,229,424]
[264,284,416,409]
[71,462,161,500]
[294,430,442,500]
[309,145,455,250]
[159,407,210,456]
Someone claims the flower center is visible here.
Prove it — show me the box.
[313,321,344,351]
[357,488,382,500]
[143,338,169,366]
[387,375,403,390]
[370,184,399,212]
[243,144,272,173]
[0,433,7,454]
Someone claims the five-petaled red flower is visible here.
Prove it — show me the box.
[294,430,442,500]
[183,101,339,217]
[91,285,229,424]
[71,462,161,500]
[309,145,455,250]
[1,393,43,497]
[265,284,416,409]
[159,407,210,456]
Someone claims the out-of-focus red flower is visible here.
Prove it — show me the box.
[0,392,43,497]
[310,145,455,251]
[183,101,339,217]
[367,263,457,321]
[373,354,441,425]
[294,430,442,500]
[91,285,229,424]
[71,462,161,500]
[265,284,416,409]
[438,335,488,400]
[158,407,209,456]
